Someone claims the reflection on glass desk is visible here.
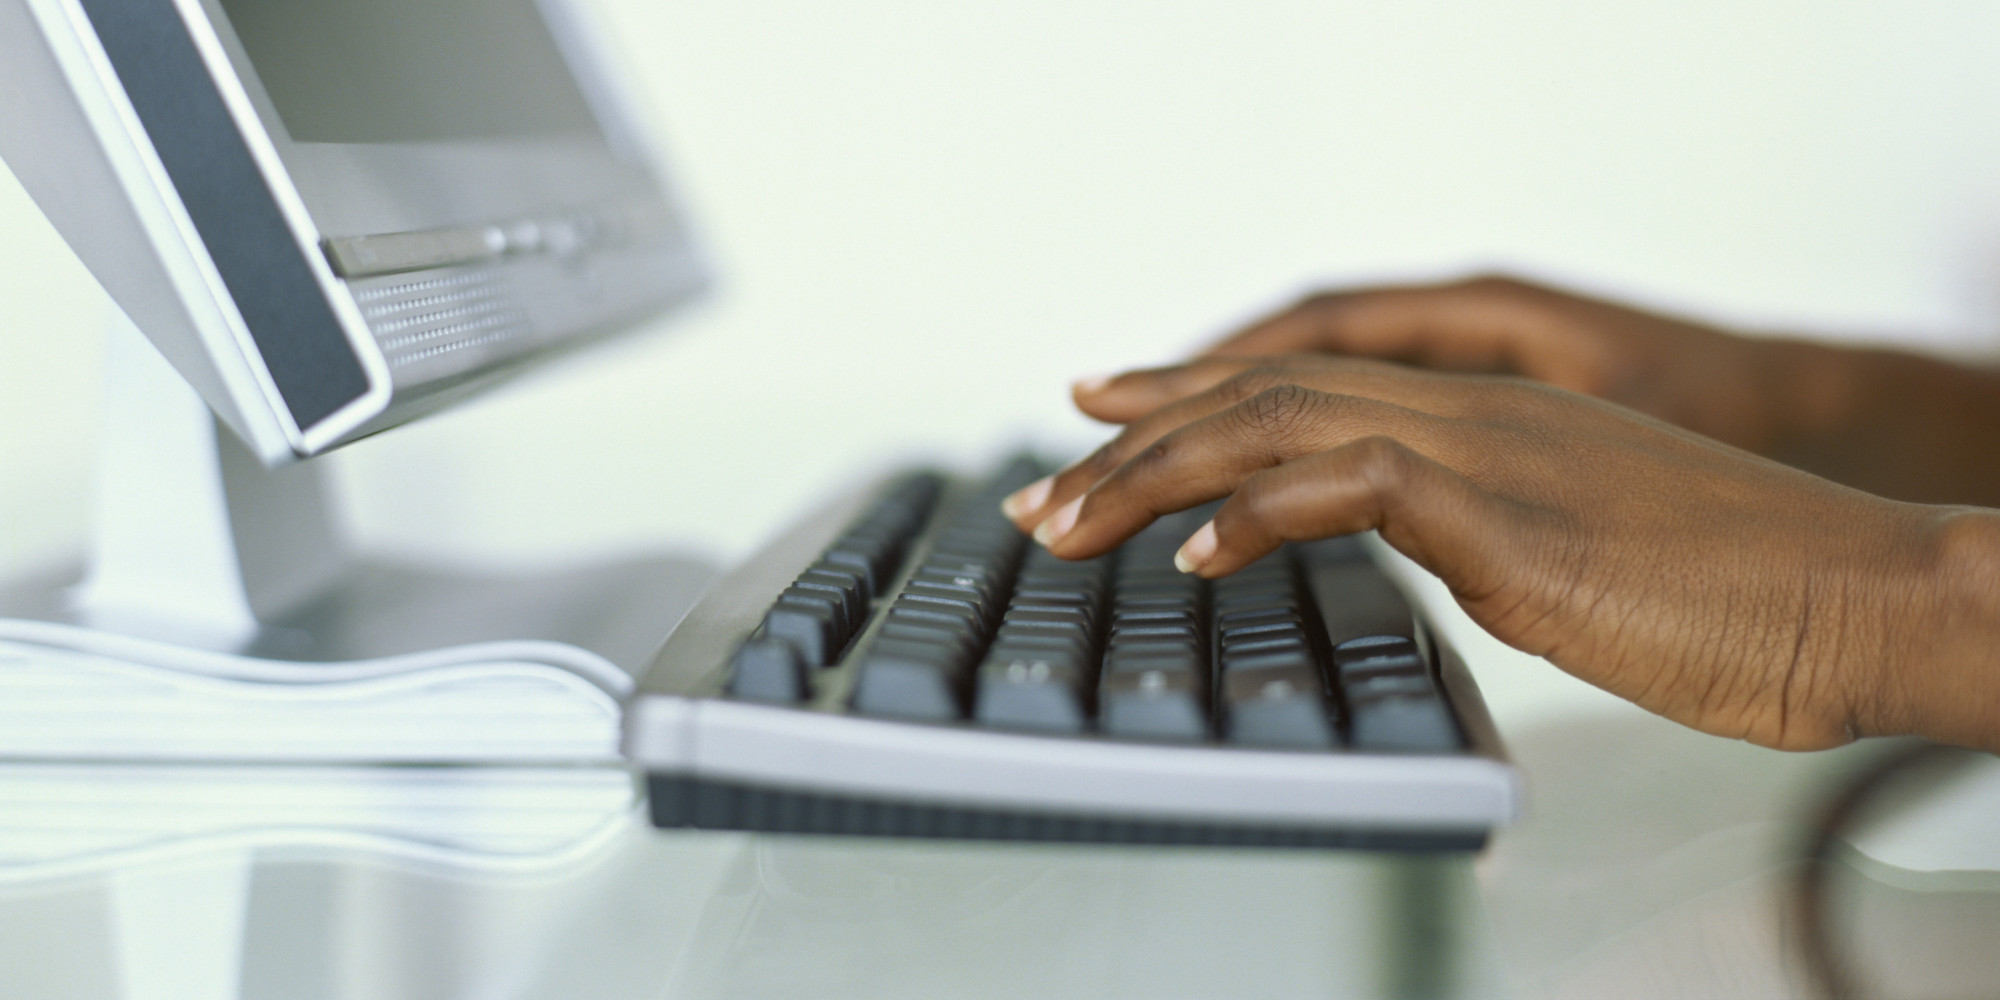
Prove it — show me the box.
[0,806,1494,1000]
[5,647,1998,999]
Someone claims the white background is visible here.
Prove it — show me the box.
[5,2,2000,702]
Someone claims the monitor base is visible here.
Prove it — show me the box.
[4,311,717,687]
[0,310,715,851]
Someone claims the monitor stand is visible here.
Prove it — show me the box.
[3,310,718,678]
[0,313,719,1000]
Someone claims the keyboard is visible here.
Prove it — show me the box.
[623,457,1519,850]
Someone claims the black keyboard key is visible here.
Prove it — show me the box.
[905,579,997,620]
[1105,637,1203,660]
[1111,623,1200,643]
[1019,561,1107,582]
[988,633,1095,668]
[880,620,981,660]
[1345,672,1438,700]
[985,636,1089,670]
[895,593,985,632]
[886,611,981,651]
[1116,576,1203,594]
[1220,630,1309,656]
[975,654,1088,733]
[1348,693,1459,752]
[1221,665,1336,749]
[1216,602,1303,627]
[1013,594,1102,614]
[912,566,1001,600]
[1012,589,1100,612]
[932,528,1019,556]
[1220,645,1316,675]
[1330,639,1430,692]
[923,556,1010,588]
[1309,563,1415,646]
[1113,607,1200,625]
[998,620,1094,655]
[728,636,810,703]
[805,561,870,609]
[1213,588,1296,611]
[1331,635,1420,678]
[763,592,842,666]
[1100,665,1209,742]
[792,576,861,636]
[1219,618,1306,643]
[1004,606,1093,630]
[1103,649,1204,677]
[1329,636,1459,751]
[853,639,968,721]
[824,535,896,594]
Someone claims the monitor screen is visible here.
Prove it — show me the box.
[217,0,604,144]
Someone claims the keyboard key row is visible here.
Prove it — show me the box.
[726,459,1463,754]
[850,460,1044,719]
[974,546,1112,732]
[729,474,944,702]
[1334,635,1460,752]
[1212,551,1335,749]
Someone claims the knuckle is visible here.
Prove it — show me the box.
[1075,443,1122,480]
[1088,438,1136,472]
[1347,435,1417,493]
[1127,437,1177,479]
[1238,383,1323,441]
[1217,369,1281,404]
[1232,473,1286,526]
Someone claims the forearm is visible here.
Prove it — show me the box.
[1762,340,2000,507]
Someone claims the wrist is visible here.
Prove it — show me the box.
[1880,507,2000,752]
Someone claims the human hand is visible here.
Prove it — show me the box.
[1186,275,1797,457]
[1002,355,2000,752]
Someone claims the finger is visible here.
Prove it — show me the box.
[1007,359,1482,531]
[1012,369,1331,532]
[1009,371,1288,530]
[1203,279,1544,373]
[1174,438,1523,608]
[1036,386,1459,560]
[1202,292,1366,357]
[1075,353,1486,432]
[1070,357,1266,424]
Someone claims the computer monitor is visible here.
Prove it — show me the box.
[0,0,705,464]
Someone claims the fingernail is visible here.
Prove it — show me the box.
[1033,496,1084,547]
[1001,476,1054,520]
[1174,521,1218,574]
[1071,373,1114,395]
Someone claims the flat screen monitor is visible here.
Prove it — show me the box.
[0,0,706,463]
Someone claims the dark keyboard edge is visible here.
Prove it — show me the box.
[646,774,1489,852]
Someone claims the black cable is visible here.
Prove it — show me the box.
[1791,740,1972,1000]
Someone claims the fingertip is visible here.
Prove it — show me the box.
[1070,372,1115,395]
[1071,378,1153,425]
[1001,476,1054,523]
[1173,520,1218,574]
[1032,496,1084,549]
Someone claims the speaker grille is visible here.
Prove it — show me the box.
[352,270,530,374]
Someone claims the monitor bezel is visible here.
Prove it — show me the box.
[23,0,701,462]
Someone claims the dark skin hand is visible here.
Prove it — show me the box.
[999,302,2000,754]
[1195,275,2000,507]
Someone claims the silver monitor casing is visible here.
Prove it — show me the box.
[0,0,705,464]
